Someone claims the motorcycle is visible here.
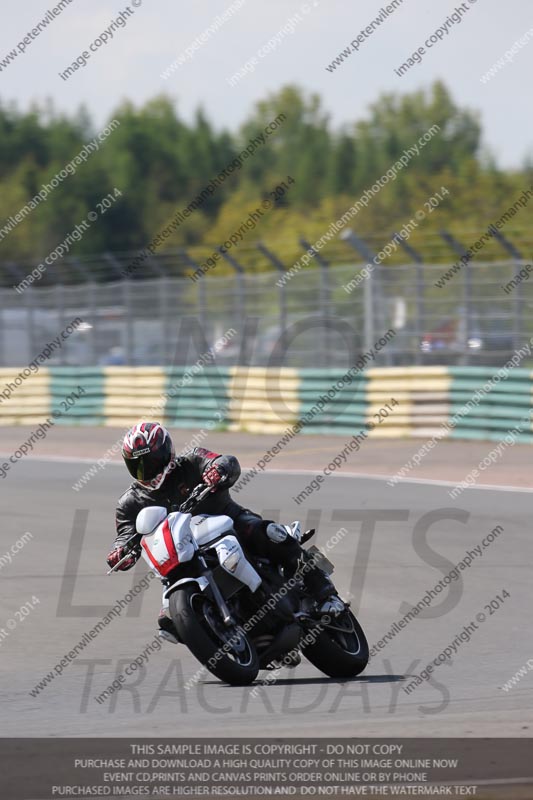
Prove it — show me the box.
[109,482,369,686]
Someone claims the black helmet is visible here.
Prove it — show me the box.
[122,421,175,489]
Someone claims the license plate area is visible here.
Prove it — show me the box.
[306,545,335,575]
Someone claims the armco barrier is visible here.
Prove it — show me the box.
[448,366,533,443]
[164,366,231,428]
[297,366,451,438]
[0,367,51,426]
[0,366,531,444]
[298,368,366,435]
[228,366,299,434]
[102,366,167,427]
[364,366,451,439]
[51,367,105,425]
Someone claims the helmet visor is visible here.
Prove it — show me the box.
[123,438,172,483]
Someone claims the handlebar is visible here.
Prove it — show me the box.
[108,479,228,574]
[106,538,141,574]
[178,481,220,514]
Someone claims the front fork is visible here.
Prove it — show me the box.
[204,568,234,626]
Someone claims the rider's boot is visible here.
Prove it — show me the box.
[266,523,344,616]
[157,609,180,644]
[297,550,344,615]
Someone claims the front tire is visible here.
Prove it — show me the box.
[169,585,259,686]
[302,608,369,678]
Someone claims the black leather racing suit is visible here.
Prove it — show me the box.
[114,447,332,598]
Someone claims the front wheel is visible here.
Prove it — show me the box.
[169,585,259,686]
[302,608,369,678]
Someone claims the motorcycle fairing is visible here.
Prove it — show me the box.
[213,534,262,592]
[140,511,195,576]
[136,505,167,535]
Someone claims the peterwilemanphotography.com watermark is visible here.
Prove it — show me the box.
[58,3,143,81]
[3,1,533,795]
[0,119,120,243]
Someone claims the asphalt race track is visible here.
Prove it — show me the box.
[2,456,532,740]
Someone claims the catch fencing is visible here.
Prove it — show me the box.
[1,255,533,369]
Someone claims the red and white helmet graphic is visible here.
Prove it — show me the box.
[122,421,175,489]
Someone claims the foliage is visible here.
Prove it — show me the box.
[0,82,530,273]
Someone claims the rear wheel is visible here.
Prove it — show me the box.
[302,608,368,678]
[169,585,259,686]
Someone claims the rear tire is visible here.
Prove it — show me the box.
[302,608,368,678]
[169,585,259,686]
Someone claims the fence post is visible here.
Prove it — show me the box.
[87,281,98,364]
[440,230,471,365]
[339,229,380,361]
[490,228,524,352]
[299,237,331,366]
[158,275,170,365]
[122,279,134,365]
[25,286,36,365]
[218,248,252,366]
[257,243,287,365]
[392,232,424,364]
[180,249,209,358]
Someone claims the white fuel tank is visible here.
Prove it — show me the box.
[190,514,234,546]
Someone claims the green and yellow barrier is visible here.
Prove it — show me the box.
[227,366,299,433]
[0,365,531,444]
[364,366,451,438]
[164,366,230,428]
[103,367,167,427]
[0,367,51,426]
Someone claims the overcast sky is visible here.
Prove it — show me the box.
[1,0,531,168]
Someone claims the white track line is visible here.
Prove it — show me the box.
[266,468,533,494]
[2,453,533,494]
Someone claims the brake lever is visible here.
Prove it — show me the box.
[107,543,141,575]
[106,534,141,575]
[178,482,213,514]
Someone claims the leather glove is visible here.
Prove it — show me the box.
[202,463,227,491]
[106,545,138,571]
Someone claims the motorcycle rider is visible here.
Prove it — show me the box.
[107,421,343,642]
